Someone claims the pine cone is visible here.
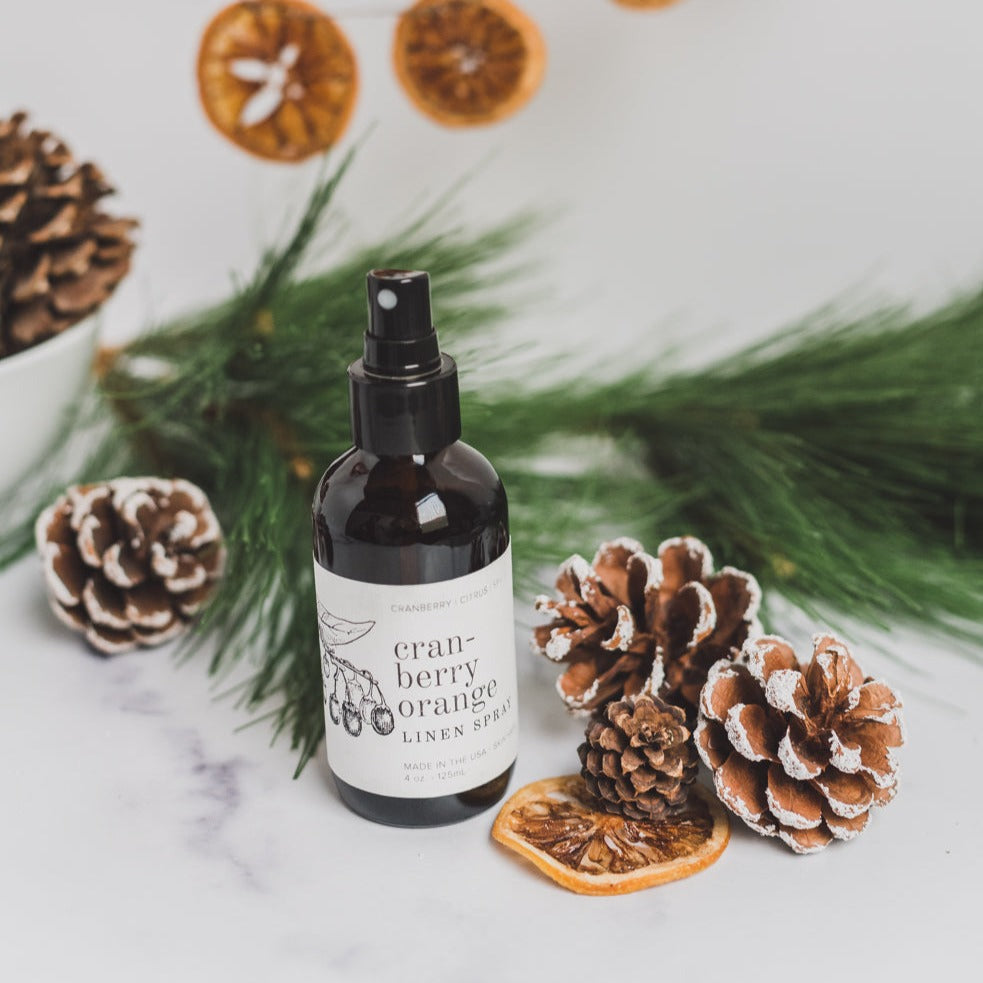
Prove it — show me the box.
[0,111,137,358]
[696,634,905,854]
[534,536,761,721]
[35,478,225,655]
[578,694,698,821]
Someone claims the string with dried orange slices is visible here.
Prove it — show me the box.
[197,0,358,162]
[492,776,729,896]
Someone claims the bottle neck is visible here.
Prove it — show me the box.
[348,353,462,456]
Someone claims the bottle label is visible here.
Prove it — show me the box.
[313,546,518,799]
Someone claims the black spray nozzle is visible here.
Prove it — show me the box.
[363,269,441,378]
[349,268,461,455]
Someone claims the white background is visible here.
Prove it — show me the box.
[5,0,983,350]
[1,1,981,981]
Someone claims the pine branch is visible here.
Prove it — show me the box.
[2,146,980,777]
[472,292,983,643]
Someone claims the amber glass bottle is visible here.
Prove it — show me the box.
[312,270,518,827]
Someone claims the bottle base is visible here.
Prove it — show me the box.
[332,762,515,828]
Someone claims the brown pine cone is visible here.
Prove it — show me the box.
[578,694,698,821]
[534,536,761,720]
[0,111,137,358]
[35,477,225,655]
[696,634,905,854]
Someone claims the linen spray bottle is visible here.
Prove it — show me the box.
[312,270,518,826]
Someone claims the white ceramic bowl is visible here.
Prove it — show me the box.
[0,316,99,496]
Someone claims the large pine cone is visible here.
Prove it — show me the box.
[696,634,905,854]
[35,478,225,655]
[0,111,136,358]
[578,694,698,821]
[534,537,761,721]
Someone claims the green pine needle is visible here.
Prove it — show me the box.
[1,150,980,775]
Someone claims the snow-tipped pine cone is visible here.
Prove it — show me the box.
[578,693,698,821]
[696,634,905,854]
[534,536,761,721]
[36,477,224,654]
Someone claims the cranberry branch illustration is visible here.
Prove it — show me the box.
[317,605,395,738]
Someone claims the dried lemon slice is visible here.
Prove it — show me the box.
[492,775,729,895]
[393,0,546,127]
[197,0,358,162]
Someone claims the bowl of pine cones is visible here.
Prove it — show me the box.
[0,111,136,495]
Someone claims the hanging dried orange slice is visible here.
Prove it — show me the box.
[393,0,546,127]
[197,0,358,162]
[492,775,729,896]
[612,0,686,9]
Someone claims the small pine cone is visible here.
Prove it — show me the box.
[696,634,906,854]
[35,477,225,655]
[534,536,761,721]
[578,694,698,821]
[0,111,137,358]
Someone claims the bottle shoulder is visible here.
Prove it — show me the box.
[312,441,508,558]
[314,442,505,510]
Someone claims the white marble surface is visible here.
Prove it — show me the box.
[1,556,979,983]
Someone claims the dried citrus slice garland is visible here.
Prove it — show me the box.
[197,0,358,161]
[493,775,729,896]
[393,0,546,127]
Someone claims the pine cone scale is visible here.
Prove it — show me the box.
[850,680,901,719]
[591,538,641,604]
[658,536,713,596]
[82,576,128,630]
[706,568,761,643]
[766,764,825,830]
[50,238,96,276]
[11,253,49,301]
[700,663,761,719]
[776,719,825,779]
[103,541,149,588]
[763,667,811,720]
[78,497,117,564]
[723,701,781,762]
[848,721,904,784]
[127,581,177,629]
[0,190,27,221]
[823,806,868,841]
[599,605,636,651]
[45,540,88,607]
[812,768,874,819]
[163,556,210,593]
[782,824,834,853]
[31,202,77,242]
[712,752,771,830]
[695,717,729,769]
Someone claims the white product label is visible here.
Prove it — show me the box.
[313,546,518,798]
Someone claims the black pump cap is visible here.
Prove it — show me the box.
[363,270,443,379]
[349,270,461,456]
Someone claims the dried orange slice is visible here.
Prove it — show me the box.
[612,0,685,9]
[197,0,358,162]
[393,0,546,127]
[492,775,729,896]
